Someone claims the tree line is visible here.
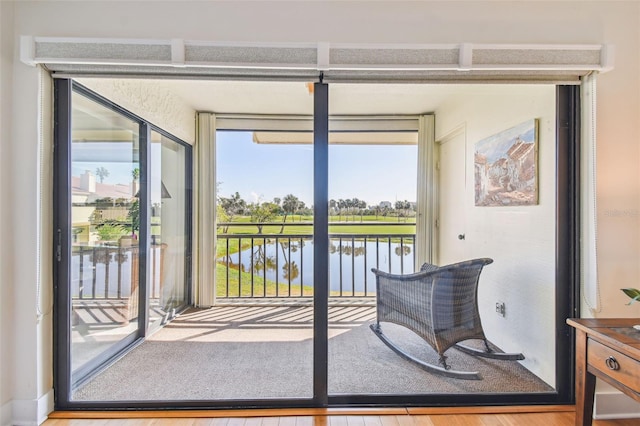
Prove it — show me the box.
[217,192,416,231]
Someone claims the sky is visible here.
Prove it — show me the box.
[216,131,418,207]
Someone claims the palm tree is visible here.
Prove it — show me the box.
[349,198,364,221]
[358,199,367,222]
[337,199,346,221]
[130,167,140,197]
[394,200,412,222]
[329,199,337,219]
[280,194,301,232]
[344,198,354,221]
[297,201,306,221]
[97,223,127,242]
[373,204,382,219]
[95,166,110,183]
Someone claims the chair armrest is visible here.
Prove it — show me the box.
[420,262,439,272]
[371,267,438,281]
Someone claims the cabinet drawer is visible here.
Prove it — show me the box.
[588,339,640,393]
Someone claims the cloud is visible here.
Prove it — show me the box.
[250,191,262,203]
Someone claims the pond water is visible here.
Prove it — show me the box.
[224,238,415,294]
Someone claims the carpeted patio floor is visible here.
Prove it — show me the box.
[73,304,554,401]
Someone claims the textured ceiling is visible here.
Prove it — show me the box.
[134,79,510,116]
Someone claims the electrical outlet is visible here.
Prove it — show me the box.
[495,301,506,317]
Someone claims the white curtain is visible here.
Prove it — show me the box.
[580,72,600,315]
[194,112,217,307]
[415,114,436,269]
[37,66,54,321]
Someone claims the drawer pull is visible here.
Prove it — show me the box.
[605,356,620,371]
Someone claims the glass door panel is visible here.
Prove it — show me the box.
[70,89,141,374]
[326,87,418,395]
[326,83,558,399]
[148,130,190,331]
[212,82,315,400]
[215,125,315,400]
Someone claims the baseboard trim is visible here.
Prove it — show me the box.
[8,389,54,426]
[38,390,55,425]
[48,405,575,420]
[1,400,13,426]
[594,391,640,420]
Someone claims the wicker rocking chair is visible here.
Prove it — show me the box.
[370,258,524,380]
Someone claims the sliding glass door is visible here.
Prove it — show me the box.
[53,78,576,409]
[61,85,144,387]
[54,80,192,402]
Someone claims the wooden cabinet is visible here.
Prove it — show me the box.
[567,318,640,426]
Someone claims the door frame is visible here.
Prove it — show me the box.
[53,80,578,410]
[328,85,578,407]
[53,79,194,407]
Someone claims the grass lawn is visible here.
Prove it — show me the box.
[215,262,370,298]
[218,215,415,236]
[216,262,313,297]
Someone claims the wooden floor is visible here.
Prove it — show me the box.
[44,408,640,426]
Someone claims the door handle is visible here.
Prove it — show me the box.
[458,234,465,240]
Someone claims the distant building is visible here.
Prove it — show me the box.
[379,201,392,209]
[72,171,137,244]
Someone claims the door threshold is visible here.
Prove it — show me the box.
[48,405,575,419]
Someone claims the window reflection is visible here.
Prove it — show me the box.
[70,91,140,372]
[148,131,189,329]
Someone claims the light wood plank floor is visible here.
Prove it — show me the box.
[43,411,640,426]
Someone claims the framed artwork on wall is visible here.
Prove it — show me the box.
[474,119,538,206]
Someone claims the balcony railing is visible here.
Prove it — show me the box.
[216,222,416,299]
[69,222,416,302]
[71,244,164,301]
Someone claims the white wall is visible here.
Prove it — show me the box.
[3,1,639,424]
[435,85,557,386]
[9,45,54,426]
[0,2,15,425]
[589,4,640,318]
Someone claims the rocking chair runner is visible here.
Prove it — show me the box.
[370,258,524,380]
